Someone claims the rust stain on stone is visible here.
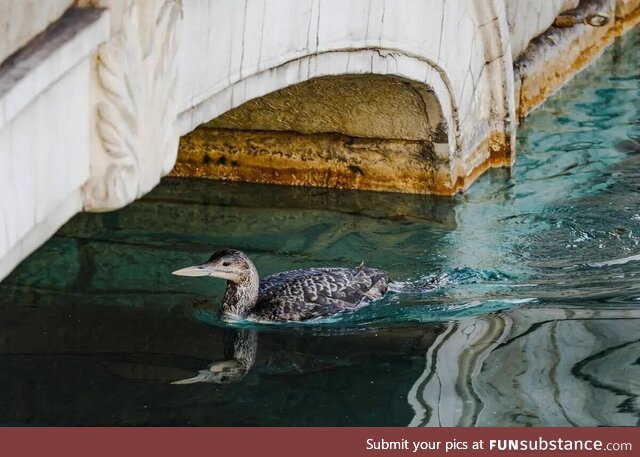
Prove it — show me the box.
[171,128,514,196]
[453,131,514,193]
[171,128,457,195]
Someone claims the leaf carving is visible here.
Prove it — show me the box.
[84,0,182,211]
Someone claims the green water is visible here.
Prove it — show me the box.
[1,29,640,426]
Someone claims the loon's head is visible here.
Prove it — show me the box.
[172,249,255,284]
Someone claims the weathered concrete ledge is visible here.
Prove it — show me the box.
[173,128,514,196]
[515,0,640,119]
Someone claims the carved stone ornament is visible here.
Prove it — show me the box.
[83,0,182,211]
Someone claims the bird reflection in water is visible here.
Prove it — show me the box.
[172,329,258,384]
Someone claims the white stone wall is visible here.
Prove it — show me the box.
[0,62,88,265]
[506,0,579,58]
[0,8,108,279]
[0,0,74,63]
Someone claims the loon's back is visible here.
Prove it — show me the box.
[249,265,389,321]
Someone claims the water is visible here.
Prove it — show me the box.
[2,30,640,426]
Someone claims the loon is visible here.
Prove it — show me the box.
[172,249,390,322]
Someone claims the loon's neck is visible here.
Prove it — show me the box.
[221,264,260,319]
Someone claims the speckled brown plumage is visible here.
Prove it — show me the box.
[174,249,390,322]
[251,265,389,321]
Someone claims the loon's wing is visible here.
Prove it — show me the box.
[253,267,389,321]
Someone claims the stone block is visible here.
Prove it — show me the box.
[0,0,74,64]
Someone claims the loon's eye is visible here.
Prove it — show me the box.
[222,261,230,267]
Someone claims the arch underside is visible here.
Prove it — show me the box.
[174,73,457,194]
[172,50,511,195]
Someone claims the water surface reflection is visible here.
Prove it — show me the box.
[409,308,640,426]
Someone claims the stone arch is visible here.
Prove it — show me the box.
[174,49,462,194]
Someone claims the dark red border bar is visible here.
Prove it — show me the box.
[1,427,637,457]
